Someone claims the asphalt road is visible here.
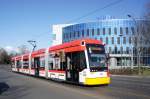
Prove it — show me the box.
[0,65,150,99]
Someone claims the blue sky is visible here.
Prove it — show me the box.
[0,0,149,51]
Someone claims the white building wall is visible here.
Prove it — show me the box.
[52,24,72,46]
[109,57,117,69]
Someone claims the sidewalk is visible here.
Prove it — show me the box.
[111,74,150,78]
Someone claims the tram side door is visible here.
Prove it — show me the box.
[34,57,40,76]
[72,52,79,82]
[66,53,79,83]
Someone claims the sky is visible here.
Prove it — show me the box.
[0,0,149,52]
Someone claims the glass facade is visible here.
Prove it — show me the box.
[62,19,150,68]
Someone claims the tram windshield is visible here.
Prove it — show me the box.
[87,44,107,69]
[90,54,106,67]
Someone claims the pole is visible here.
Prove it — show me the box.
[27,40,37,52]
[131,37,134,69]
[119,34,123,70]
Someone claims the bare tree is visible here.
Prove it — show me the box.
[127,2,150,75]
[17,45,30,55]
[132,1,150,74]
[145,2,150,18]
[0,48,11,64]
[142,2,150,67]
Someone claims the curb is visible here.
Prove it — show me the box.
[111,74,150,78]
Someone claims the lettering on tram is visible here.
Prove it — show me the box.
[11,39,110,86]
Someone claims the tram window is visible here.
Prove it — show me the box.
[31,59,34,69]
[40,59,45,69]
[79,52,86,69]
[31,57,41,69]
[60,61,66,70]
[67,52,86,71]
[40,56,45,69]
[23,59,29,69]
[49,62,53,70]
[11,61,15,68]
[48,54,54,70]
[54,58,60,70]
[16,60,22,68]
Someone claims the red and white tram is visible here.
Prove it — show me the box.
[11,39,110,85]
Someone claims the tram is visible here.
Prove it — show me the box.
[11,39,110,85]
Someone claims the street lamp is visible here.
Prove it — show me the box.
[127,14,141,75]
[27,40,37,52]
[119,34,123,70]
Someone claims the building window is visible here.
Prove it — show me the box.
[92,29,94,36]
[63,34,65,39]
[66,33,68,39]
[126,47,129,54]
[126,27,128,35]
[72,32,74,38]
[117,37,120,44]
[100,37,103,42]
[65,34,67,39]
[131,27,135,35]
[87,29,89,36]
[109,47,111,53]
[112,37,114,44]
[76,32,78,38]
[120,27,123,35]
[115,46,117,54]
[97,28,100,35]
[129,37,132,44]
[70,32,71,38]
[77,31,80,37]
[114,27,117,35]
[73,31,76,38]
[120,47,123,54]
[137,27,139,33]
[103,28,105,35]
[53,34,56,40]
[82,30,84,37]
[109,28,111,35]
[64,34,66,39]
[123,37,126,44]
[66,34,67,39]
[134,37,137,44]
[106,37,108,44]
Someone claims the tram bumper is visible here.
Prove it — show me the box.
[84,77,110,85]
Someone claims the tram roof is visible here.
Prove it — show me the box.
[49,38,103,52]
[15,55,22,60]
[22,53,30,59]
[31,48,46,57]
